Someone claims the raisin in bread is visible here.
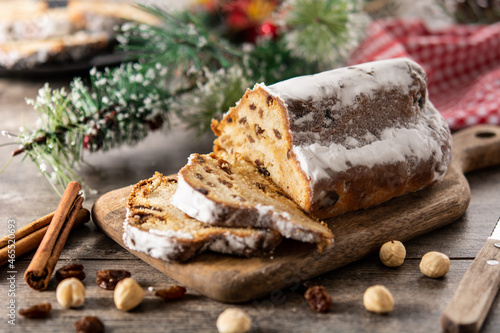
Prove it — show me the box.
[170,153,334,250]
[124,172,282,262]
[211,58,452,219]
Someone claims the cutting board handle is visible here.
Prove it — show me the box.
[452,125,500,174]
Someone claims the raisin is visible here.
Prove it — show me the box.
[231,195,247,202]
[155,285,187,301]
[255,160,270,177]
[217,159,232,175]
[414,94,425,109]
[96,269,131,290]
[167,178,178,183]
[255,182,266,192]
[207,182,216,187]
[204,166,213,173]
[19,303,51,318]
[75,316,105,333]
[56,263,86,282]
[239,117,247,124]
[273,129,282,139]
[218,177,233,188]
[267,96,273,106]
[259,108,264,118]
[275,191,288,198]
[195,155,205,163]
[304,286,332,313]
[249,103,256,110]
[227,117,233,123]
[319,191,339,209]
[324,109,336,122]
[287,149,291,159]
[247,135,255,143]
[134,211,152,219]
[196,187,209,195]
[195,173,204,180]
[132,205,162,212]
[254,124,265,136]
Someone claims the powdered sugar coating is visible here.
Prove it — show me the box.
[267,58,415,106]
[123,211,192,261]
[292,106,449,201]
[124,203,280,262]
[170,172,222,223]
[262,58,432,146]
[261,58,451,203]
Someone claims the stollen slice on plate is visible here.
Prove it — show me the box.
[124,172,283,262]
[170,153,334,250]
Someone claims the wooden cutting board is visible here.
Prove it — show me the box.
[92,125,500,303]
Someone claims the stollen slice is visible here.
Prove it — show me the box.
[124,172,282,262]
[170,153,334,251]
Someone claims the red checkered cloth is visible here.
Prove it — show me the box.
[348,18,500,131]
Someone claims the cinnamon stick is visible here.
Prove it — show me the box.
[0,211,53,249]
[24,181,83,290]
[0,208,90,267]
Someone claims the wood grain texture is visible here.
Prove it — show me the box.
[1,75,500,332]
[92,125,500,303]
[2,257,496,333]
[441,237,500,333]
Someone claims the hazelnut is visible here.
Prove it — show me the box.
[379,240,406,267]
[419,251,450,278]
[113,277,144,311]
[56,277,85,308]
[363,285,394,314]
[216,308,251,333]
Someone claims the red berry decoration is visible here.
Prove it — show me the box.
[83,135,90,150]
[258,21,278,39]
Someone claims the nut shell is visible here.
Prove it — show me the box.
[419,251,450,278]
[379,240,406,267]
[363,285,394,314]
[113,277,144,311]
[56,277,85,308]
[216,308,252,333]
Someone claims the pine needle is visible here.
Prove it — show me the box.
[3,2,367,193]
[284,0,361,69]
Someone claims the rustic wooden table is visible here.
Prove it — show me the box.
[1,75,500,333]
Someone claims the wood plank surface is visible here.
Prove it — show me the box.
[3,257,497,333]
[2,77,500,332]
[441,235,500,332]
[91,125,500,302]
